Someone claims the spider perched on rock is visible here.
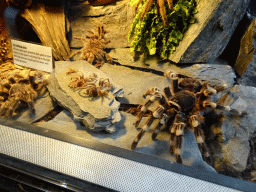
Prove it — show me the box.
[70,26,112,68]
[131,71,230,164]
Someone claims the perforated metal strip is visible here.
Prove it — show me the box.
[0,125,240,192]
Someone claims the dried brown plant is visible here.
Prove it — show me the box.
[135,0,173,26]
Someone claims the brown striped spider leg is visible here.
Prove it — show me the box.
[134,87,163,127]
[131,105,165,150]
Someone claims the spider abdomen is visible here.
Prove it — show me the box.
[171,90,196,112]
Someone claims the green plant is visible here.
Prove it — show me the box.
[128,0,198,60]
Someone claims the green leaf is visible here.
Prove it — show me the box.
[128,0,198,59]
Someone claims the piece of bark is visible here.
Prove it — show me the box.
[233,19,255,76]
[220,14,256,76]
[20,2,70,60]
[168,0,250,63]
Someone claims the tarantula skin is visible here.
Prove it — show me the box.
[131,71,230,164]
[80,78,113,97]
[70,26,112,68]
[0,68,49,117]
[67,69,113,98]
[0,83,38,117]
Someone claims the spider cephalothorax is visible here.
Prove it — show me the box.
[131,71,230,164]
[70,26,112,68]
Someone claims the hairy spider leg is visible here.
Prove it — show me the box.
[213,83,228,93]
[164,72,178,96]
[163,86,172,99]
[73,36,87,41]
[6,94,22,117]
[188,114,212,163]
[69,50,82,58]
[99,78,113,91]
[193,124,212,164]
[152,108,177,140]
[0,101,9,116]
[135,87,162,127]
[25,88,37,113]
[132,105,165,150]
[169,114,186,164]
[203,100,230,111]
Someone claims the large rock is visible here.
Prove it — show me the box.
[169,0,250,63]
[68,0,135,48]
[47,60,124,132]
[210,85,256,172]
[108,48,236,88]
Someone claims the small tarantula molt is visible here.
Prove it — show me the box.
[67,69,113,97]
[68,71,97,89]
[70,26,112,68]
[135,0,173,26]
[80,78,113,97]
[131,71,230,164]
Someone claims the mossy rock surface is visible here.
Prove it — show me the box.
[169,0,250,63]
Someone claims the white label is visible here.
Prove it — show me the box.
[11,39,53,72]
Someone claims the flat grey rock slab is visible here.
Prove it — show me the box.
[47,60,123,132]
[39,110,216,173]
[12,89,56,124]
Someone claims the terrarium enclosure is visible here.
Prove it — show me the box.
[1,0,256,190]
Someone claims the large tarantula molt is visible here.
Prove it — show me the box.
[0,69,49,117]
[70,26,112,68]
[131,71,230,164]
[135,0,173,26]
